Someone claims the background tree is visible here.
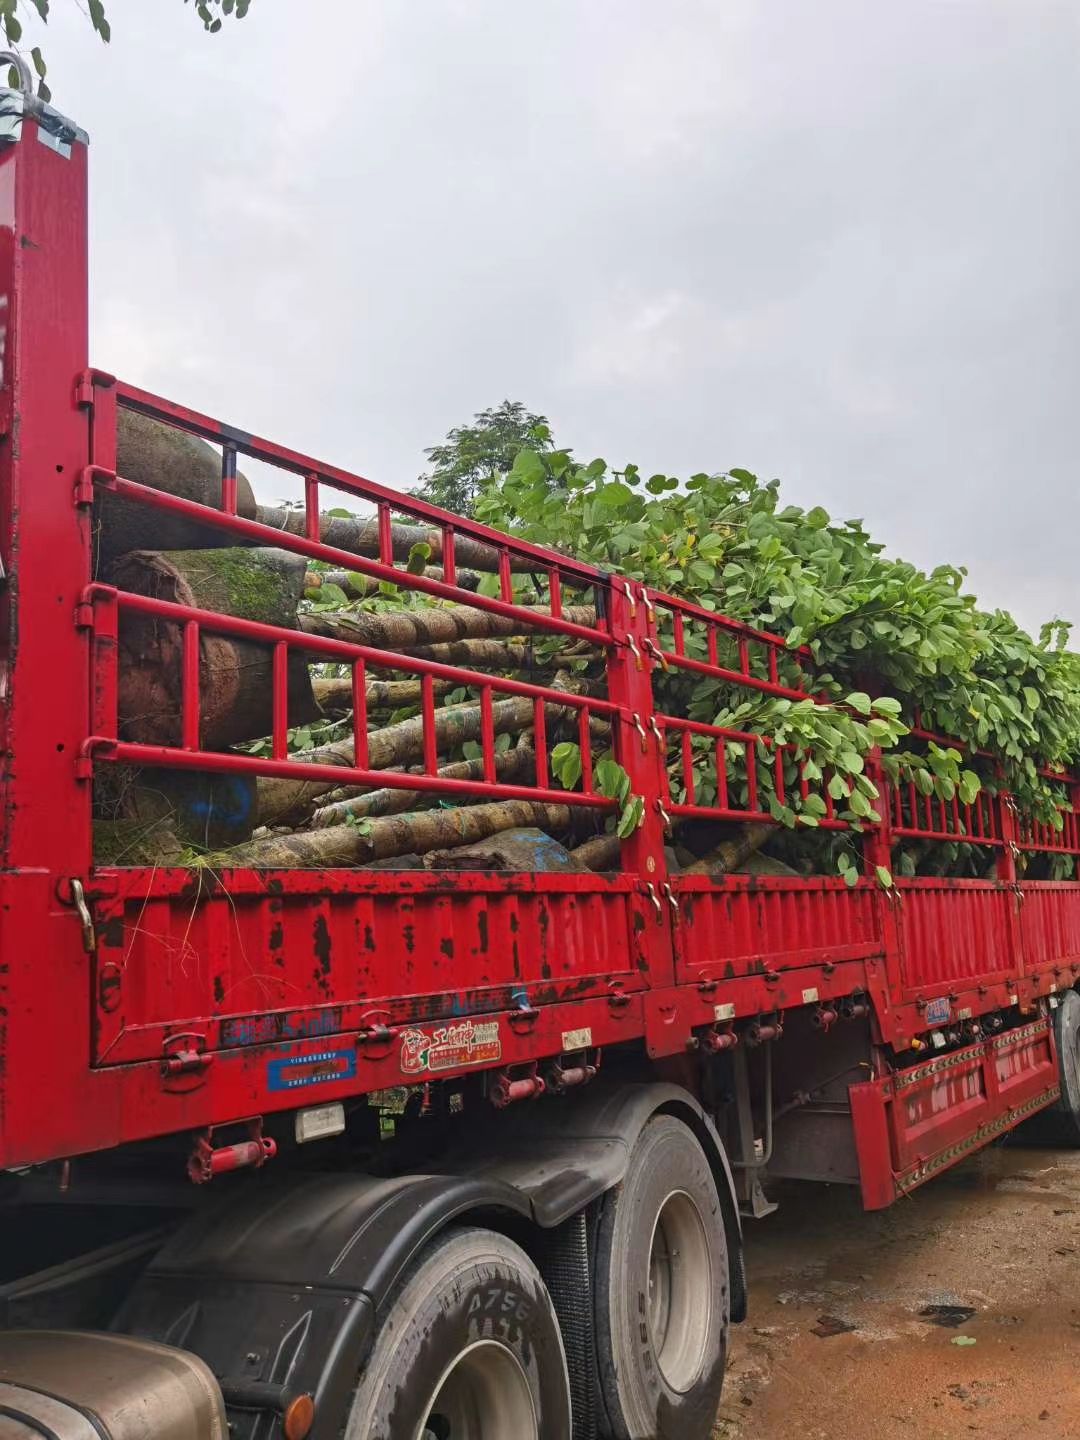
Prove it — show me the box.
[415,401,555,518]
[2,0,251,103]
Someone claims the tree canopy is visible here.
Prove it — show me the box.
[415,401,554,518]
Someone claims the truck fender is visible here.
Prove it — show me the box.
[115,1172,534,1440]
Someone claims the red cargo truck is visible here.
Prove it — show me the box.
[1,72,1078,1440]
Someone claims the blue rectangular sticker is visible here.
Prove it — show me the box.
[924,997,951,1026]
[267,1049,357,1093]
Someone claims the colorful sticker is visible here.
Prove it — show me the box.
[400,1019,502,1075]
[267,1048,357,1092]
[925,997,951,1026]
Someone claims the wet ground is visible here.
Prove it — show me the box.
[716,1143,1080,1439]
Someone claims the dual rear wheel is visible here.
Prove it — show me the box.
[345,1116,731,1440]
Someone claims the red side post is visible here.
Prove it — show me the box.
[0,94,105,1165]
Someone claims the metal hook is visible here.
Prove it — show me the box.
[0,52,32,96]
[631,712,648,752]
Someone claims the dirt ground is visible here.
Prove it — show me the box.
[716,1142,1080,1439]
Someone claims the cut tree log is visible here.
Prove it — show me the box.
[684,822,775,875]
[305,567,483,595]
[312,675,454,714]
[395,640,578,670]
[298,603,596,651]
[257,504,545,574]
[111,547,318,748]
[256,693,574,827]
[97,410,258,568]
[309,743,536,828]
[216,798,573,869]
[570,833,622,870]
[423,827,583,873]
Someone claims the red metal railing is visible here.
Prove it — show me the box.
[80,375,1080,863]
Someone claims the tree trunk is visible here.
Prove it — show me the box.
[312,675,454,714]
[309,743,536,828]
[684,823,775,875]
[220,798,572,869]
[256,504,544,574]
[256,693,570,827]
[112,547,317,748]
[96,411,258,570]
[298,603,596,651]
[395,640,569,670]
[305,567,483,595]
[570,833,622,870]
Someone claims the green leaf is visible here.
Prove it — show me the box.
[550,741,582,791]
[510,449,547,485]
[30,47,46,80]
[406,541,431,575]
[951,1336,977,1348]
[875,865,893,889]
[616,794,645,839]
[846,691,872,715]
[1023,686,1041,712]
[88,0,111,41]
[805,505,830,529]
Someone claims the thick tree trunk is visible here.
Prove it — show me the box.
[684,822,775,875]
[257,503,543,574]
[96,411,259,570]
[220,798,572,869]
[112,547,317,748]
[309,743,536,828]
[256,693,569,826]
[298,603,596,650]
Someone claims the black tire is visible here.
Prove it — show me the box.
[593,1116,730,1440]
[1021,989,1080,1145]
[345,1226,572,1440]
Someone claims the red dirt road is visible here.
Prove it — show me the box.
[716,1144,1080,1438]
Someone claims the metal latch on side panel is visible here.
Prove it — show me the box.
[161,1031,212,1089]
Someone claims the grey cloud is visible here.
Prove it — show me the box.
[39,0,1078,632]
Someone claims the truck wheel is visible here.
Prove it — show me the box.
[345,1226,572,1440]
[1022,990,1080,1145]
[593,1115,729,1440]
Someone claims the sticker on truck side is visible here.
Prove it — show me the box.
[924,997,951,1026]
[400,1020,502,1074]
[267,1049,357,1091]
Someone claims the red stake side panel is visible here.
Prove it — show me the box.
[851,1017,1060,1209]
[90,867,646,1067]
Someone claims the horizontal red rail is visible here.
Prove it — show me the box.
[91,471,610,647]
[111,379,604,586]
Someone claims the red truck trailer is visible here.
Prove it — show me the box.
[1,71,1078,1440]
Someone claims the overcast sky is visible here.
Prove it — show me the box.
[35,0,1079,634]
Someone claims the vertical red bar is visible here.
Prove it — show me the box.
[951,795,961,835]
[532,697,548,788]
[746,741,759,813]
[548,569,562,619]
[304,474,320,541]
[182,620,201,750]
[893,784,904,828]
[498,550,513,603]
[221,445,238,516]
[422,674,438,774]
[578,707,593,793]
[716,740,729,810]
[377,502,394,566]
[773,744,785,806]
[673,610,685,657]
[480,686,496,783]
[352,659,369,769]
[441,525,456,587]
[768,647,779,686]
[824,775,836,822]
[272,641,289,759]
[681,731,696,805]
